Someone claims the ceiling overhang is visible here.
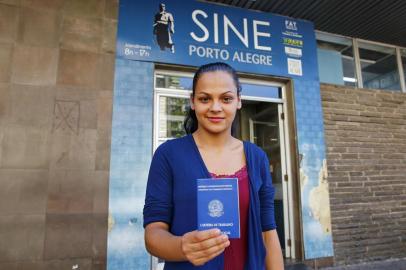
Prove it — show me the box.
[203,0,406,48]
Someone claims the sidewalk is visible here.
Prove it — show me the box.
[285,259,406,270]
[319,259,406,270]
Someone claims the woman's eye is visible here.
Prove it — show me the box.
[223,97,233,103]
[199,97,209,103]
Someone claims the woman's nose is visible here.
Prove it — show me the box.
[210,100,222,111]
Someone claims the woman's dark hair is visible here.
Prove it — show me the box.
[183,62,242,135]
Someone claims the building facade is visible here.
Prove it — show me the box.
[0,0,405,270]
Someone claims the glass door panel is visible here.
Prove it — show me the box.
[157,95,188,146]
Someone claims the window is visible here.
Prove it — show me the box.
[158,96,188,143]
[358,42,401,91]
[316,32,357,86]
[241,83,281,99]
[401,48,406,88]
[155,74,192,90]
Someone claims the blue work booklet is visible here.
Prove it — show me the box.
[197,178,240,238]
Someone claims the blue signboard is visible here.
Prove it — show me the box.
[108,1,334,269]
[116,0,318,80]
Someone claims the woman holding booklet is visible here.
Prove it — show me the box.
[143,62,284,270]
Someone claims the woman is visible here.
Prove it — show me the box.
[143,62,284,270]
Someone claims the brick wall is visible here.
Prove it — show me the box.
[0,0,118,269]
[321,83,406,266]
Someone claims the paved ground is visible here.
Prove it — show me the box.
[321,259,406,270]
[285,263,312,270]
[285,259,406,270]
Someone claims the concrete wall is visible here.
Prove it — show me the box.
[321,83,406,266]
[0,0,117,269]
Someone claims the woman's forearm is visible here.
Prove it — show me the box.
[263,229,284,270]
[145,222,186,261]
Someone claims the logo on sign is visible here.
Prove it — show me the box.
[285,20,297,31]
[285,46,302,57]
[153,3,175,53]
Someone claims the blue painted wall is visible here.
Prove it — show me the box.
[107,59,154,270]
[294,79,334,258]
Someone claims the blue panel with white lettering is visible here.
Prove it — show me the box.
[117,0,316,79]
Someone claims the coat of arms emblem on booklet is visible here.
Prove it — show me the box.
[197,178,240,238]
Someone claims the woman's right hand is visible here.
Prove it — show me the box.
[181,229,230,266]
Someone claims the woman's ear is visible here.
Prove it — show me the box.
[237,96,242,109]
[190,94,195,110]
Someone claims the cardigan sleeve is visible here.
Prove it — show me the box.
[143,144,173,228]
[259,152,277,231]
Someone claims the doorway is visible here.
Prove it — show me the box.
[152,70,296,269]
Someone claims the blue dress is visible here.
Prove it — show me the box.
[143,135,276,270]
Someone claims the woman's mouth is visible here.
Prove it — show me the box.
[207,117,224,123]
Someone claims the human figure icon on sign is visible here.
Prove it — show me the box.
[153,3,175,53]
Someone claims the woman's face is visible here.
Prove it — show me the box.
[191,70,241,135]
